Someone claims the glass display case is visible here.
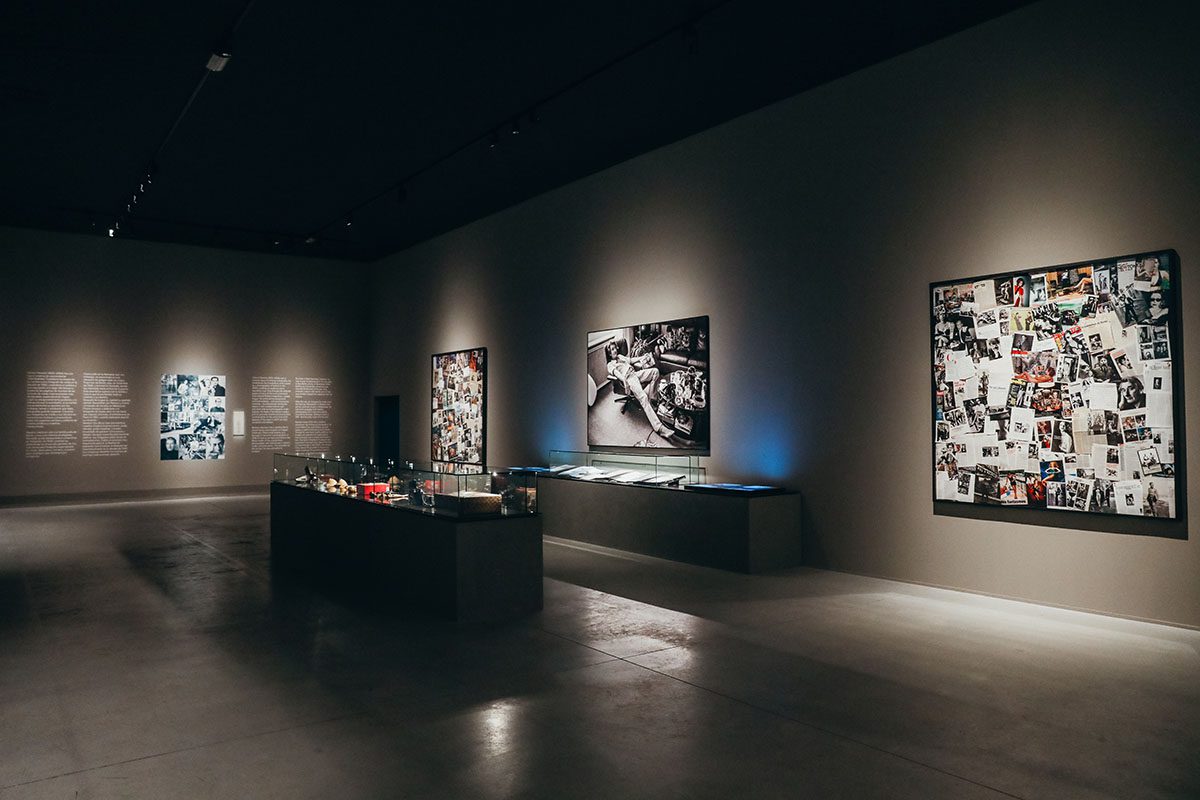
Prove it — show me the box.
[543,449,706,487]
[272,453,536,518]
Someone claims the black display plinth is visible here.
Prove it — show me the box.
[270,482,543,622]
[538,477,801,573]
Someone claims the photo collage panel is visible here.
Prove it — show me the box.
[160,374,226,460]
[432,348,486,465]
[931,252,1179,518]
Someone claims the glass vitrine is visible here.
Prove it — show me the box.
[544,449,706,487]
[272,453,536,518]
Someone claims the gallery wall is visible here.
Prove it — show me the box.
[0,226,370,501]
[369,0,1200,626]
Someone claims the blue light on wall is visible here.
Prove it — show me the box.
[534,402,574,460]
[724,391,802,482]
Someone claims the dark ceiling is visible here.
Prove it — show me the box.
[0,1,1034,262]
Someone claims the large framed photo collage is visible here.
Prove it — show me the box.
[931,251,1183,520]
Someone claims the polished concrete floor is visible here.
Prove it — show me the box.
[0,495,1197,799]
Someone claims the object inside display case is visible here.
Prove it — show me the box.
[272,453,536,518]
[546,450,705,488]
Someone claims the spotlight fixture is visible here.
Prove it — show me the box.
[344,217,353,228]
[304,236,317,245]
[205,51,232,72]
[487,131,499,150]
[510,119,521,135]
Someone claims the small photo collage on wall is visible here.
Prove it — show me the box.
[931,252,1180,518]
[432,348,486,466]
[161,374,226,460]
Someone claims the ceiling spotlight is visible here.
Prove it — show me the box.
[510,119,521,135]
[487,131,499,149]
[344,217,353,228]
[206,51,232,72]
[304,236,317,245]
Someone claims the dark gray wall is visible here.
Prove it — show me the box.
[0,226,370,500]
[369,0,1200,626]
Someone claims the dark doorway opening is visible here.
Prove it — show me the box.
[374,395,400,469]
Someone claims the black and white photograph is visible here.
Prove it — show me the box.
[432,348,486,465]
[931,250,1180,518]
[587,315,709,450]
[1064,477,1093,512]
[974,463,1001,504]
[1137,446,1165,477]
[1142,478,1173,517]
[1045,480,1068,509]
[160,374,225,460]
[1089,479,1117,514]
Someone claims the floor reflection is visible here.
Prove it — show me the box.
[0,496,1197,799]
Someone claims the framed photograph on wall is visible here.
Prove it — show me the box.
[587,315,709,451]
[160,374,226,460]
[931,250,1183,520]
[431,348,486,466]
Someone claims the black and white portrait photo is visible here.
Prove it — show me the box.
[587,315,709,450]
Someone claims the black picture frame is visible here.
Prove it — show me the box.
[431,347,487,467]
[930,250,1185,529]
[586,315,710,453]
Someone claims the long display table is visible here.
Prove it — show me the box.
[270,481,543,622]
[537,476,801,573]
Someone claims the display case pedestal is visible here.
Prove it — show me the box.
[538,476,801,573]
[270,482,542,622]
